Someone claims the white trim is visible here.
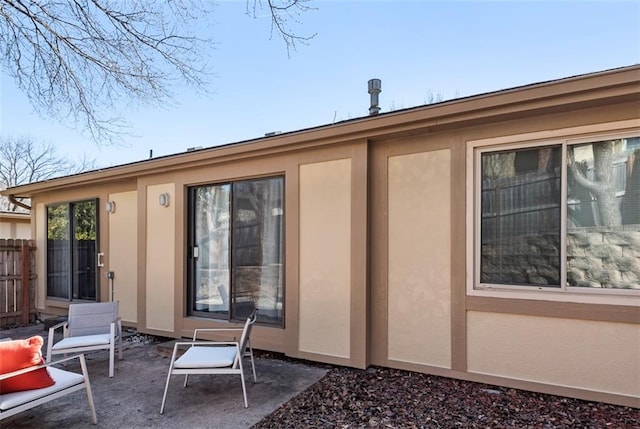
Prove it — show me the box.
[468,286,640,306]
[560,143,568,290]
[466,120,640,306]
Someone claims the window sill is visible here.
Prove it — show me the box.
[466,293,640,324]
[469,285,640,308]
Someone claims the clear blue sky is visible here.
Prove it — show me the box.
[1,0,639,169]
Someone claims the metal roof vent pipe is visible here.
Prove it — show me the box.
[368,78,382,115]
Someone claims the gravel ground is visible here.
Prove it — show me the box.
[253,360,639,429]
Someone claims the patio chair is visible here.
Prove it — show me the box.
[160,309,258,414]
[0,353,97,424]
[46,301,123,378]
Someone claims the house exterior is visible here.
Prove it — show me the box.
[0,211,31,239]
[2,65,639,407]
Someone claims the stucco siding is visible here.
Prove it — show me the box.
[0,218,30,239]
[145,184,175,332]
[467,311,640,397]
[387,149,452,368]
[107,191,138,325]
[16,223,30,239]
[298,159,351,358]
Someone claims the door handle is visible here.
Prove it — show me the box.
[97,252,105,267]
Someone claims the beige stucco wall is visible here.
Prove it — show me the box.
[467,311,640,397]
[298,159,352,358]
[107,191,138,325]
[0,217,30,239]
[0,222,10,237]
[17,222,30,239]
[145,184,175,332]
[387,149,452,368]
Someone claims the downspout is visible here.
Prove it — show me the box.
[9,194,32,211]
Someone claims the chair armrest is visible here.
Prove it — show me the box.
[106,317,123,339]
[47,321,69,361]
[0,354,87,381]
[175,340,239,348]
[47,321,68,335]
[109,319,121,334]
[169,341,240,362]
[192,327,243,340]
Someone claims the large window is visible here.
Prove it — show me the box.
[476,135,640,292]
[188,176,284,325]
[47,199,98,300]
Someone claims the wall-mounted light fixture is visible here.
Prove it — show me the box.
[159,193,170,207]
[105,201,116,214]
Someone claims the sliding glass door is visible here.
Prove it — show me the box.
[188,177,284,325]
[47,199,98,301]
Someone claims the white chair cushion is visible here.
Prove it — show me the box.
[0,367,84,411]
[174,346,237,369]
[52,334,111,351]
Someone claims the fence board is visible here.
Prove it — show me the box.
[0,239,37,327]
[482,170,561,242]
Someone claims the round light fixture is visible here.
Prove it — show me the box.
[159,193,170,207]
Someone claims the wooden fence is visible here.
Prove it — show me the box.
[481,159,631,242]
[481,170,561,242]
[0,239,37,327]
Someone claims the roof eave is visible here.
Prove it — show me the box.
[3,64,639,197]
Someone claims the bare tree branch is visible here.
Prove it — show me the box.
[247,0,316,56]
[0,1,314,145]
[0,135,97,211]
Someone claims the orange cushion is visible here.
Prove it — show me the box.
[0,335,55,394]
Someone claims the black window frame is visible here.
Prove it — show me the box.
[46,198,100,302]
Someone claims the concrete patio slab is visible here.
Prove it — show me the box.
[1,323,328,428]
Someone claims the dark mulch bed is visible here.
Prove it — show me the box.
[253,358,639,429]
